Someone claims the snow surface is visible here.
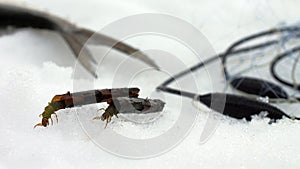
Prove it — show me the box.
[0,0,300,168]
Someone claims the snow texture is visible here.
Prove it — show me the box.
[0,0,300,169]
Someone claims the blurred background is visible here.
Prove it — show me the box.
[0,0,300,168]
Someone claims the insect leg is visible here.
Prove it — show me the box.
[49,118,53,125]
[108,116,112,123]
[98,108,106,111]
[104,118,109,129]
[33,123,43,128]
[53,113,58,123]
[93,116,101,120]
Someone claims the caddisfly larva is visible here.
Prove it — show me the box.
[93,97,165,128]
[34,88,140,128]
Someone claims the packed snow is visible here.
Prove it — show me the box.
[0,0,300,168]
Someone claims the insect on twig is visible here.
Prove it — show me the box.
[34,88,166,128]
[93,97,165,128]
[34,88,140,128]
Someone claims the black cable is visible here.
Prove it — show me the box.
[219,26,300,99]
[156,25,300,122]
[160,26,300,87]
[159,40,278,87]
[270,46,300,91]
[157,86,300,121]
[222,26,300,80]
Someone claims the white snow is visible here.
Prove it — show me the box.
[0,0,300,168]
